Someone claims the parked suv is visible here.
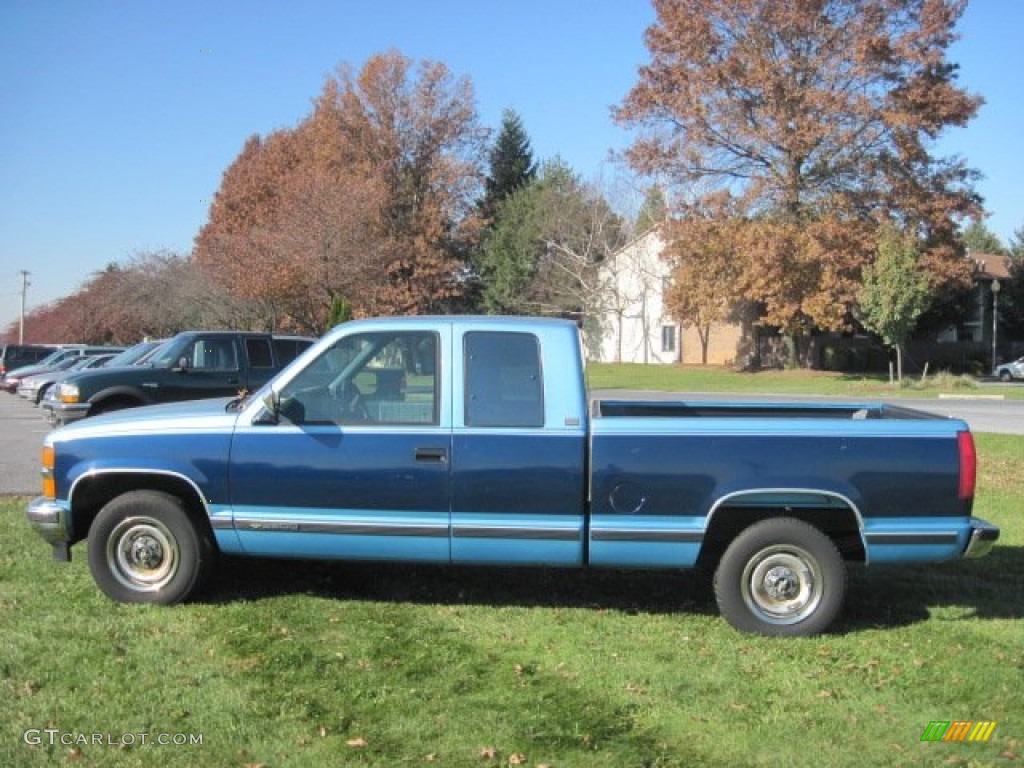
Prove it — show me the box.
[50,331,314,425]
[0,344,56,382]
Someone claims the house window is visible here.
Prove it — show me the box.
[661,325,677,353]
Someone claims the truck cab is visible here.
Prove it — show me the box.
[228,316,589,564]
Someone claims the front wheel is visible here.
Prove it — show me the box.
[714,518,845,637]
[88,490,213,604]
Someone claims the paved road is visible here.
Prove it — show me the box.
[0,393,54,495]
[2,387,1021,496]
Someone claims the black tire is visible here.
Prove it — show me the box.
[35,383,52,405]
[999,371,1013,383]
[87,490,214,604]
[714,517,845,637]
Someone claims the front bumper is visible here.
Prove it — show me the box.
[25,497,72,561]
[963,517,1000,559]
[46,402,91,425]
[17,385,40,400]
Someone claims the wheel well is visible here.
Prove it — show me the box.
[68,472,215,549]
[91,394,143,414]
[697,500,865,570]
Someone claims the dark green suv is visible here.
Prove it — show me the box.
[49,331,314,425]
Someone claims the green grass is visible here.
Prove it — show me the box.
[2,435,1021,767]
[587,362,1024,400]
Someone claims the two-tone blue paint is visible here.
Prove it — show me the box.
[35,315,996,575]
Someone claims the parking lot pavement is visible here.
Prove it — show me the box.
[0,393,50,495]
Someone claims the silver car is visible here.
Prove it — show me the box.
[995,356,1024,382]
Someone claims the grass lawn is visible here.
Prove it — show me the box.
[1,435,1020,767]
[587,362,1024,400]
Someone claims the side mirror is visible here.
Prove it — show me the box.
[254,389,280,425]
[174,356,191,372]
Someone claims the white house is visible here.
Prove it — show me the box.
[593,227,743,365]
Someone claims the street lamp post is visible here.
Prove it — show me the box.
[991,279,1001,374]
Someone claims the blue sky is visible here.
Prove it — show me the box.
[1,1,1020,332]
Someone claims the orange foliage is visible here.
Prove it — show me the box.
[617,0,982,334]
[194,51,485,332]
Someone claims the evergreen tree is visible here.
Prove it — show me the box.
[635,186,667,233]
[962,220,1006,255]
[479,109,538,221]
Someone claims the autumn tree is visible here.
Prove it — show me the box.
[330,51,487,316]
[662,196,746,364]
[195,50,486,331]
[858,225,932,380]
[8,251,246,345]
[616,0,982,349]
[193,129,312,329]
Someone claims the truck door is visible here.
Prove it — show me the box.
[162,335,244,402]
[450,330,587,565]
[228,329,451,562]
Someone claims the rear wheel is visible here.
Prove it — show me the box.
[714,517,845,637]
[999,370,1013,383]
[88,490,214,604]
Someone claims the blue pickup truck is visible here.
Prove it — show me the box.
[26,316,999,636]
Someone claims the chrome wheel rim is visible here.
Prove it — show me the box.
[106,516,179,592]
[741,544,822,625]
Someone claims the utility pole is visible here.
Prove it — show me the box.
[19,270,30,344]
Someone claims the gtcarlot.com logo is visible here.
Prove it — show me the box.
[24,729,203,747]
[921,721,997,742]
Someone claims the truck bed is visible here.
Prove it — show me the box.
[594,399,943,422]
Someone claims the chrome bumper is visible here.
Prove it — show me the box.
[47,402,91,425]
[963,518,1000,559]
[25,497,72,561]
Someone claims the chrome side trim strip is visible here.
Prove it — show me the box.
[235,518,449,538]
[590,529,703,543]
[452,525,580,541]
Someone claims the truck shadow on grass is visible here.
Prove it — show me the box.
[841,546,1024,632]
[200,546,1024,634]
[204,557,719,617]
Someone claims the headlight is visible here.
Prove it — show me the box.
[58,383,80,404]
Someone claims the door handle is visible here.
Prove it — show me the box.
[414,447,448,463]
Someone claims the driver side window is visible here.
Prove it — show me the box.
[277,331,438,426]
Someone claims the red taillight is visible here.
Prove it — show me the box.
[958,431,976,501]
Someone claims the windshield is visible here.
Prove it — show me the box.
[145,336,192,369]
[104,340,162,367]
[36,350,66,367]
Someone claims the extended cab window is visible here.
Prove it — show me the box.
[246,339,273,368]
[189,338,238,371]
[464,332,544,428]
[272,338,310,365]
[278,332,438,426]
